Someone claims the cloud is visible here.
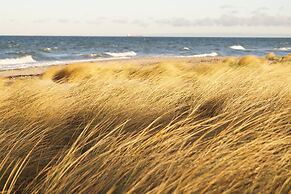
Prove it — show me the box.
[112,19,129,24]
[88,18,149,27]
[229,10,239,14]
[131,20,149,27]
[58,19,70,24]
[251,7,269,15]
[111,18,149,27]
[156,13,291,27]
[86,17,109,24]
[256,6,269,11]
[33,19,51,23]
[208,14,291,26]
[220,4,241,15]
[156,18,192,27]
[33,19,81,24]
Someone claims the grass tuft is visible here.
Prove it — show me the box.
[265,52,277,60]
[237,55,265,66]
[281,53,291,62]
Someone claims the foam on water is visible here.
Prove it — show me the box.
[80,53,101,58]
[175,52,218,58]
[0,55,36,66]
[0,56,132,71]
[188,52,218,58]
[275,47,291,51]
[41,47,58,52]
[104,51,137,57]
[183,47,191,51]
[230,45,246,51]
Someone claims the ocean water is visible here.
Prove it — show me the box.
[0,36,290,70]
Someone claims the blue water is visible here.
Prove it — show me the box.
[0,36,290,70]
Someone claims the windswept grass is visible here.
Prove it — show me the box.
[0,78,4,88]
[236,55,266,66]
[282,54,291,62]
[266,52,277,60]
[0,56,290,193]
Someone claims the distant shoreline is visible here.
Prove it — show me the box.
[1,35,291,38]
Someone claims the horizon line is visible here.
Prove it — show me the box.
[1,34,291,38]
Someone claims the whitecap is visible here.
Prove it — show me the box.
[191,52,218,57]
[230,45,246,51]
[104,51,137,57]
[181,52,219,58]
[42,47,58,52]
[80,53,100,58]
[275,47,291,51]
[42,48,52,52]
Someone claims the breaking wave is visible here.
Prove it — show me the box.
[180,52,219,58]
[80,53,102,58]
[274,47,291,51]
[183,47,191,51]
[41,47,58,52]
[190,52,218,57]
[230,45,246,51]
[0,55,36,65]
[104,51,137,57]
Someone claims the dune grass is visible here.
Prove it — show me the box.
[0,56,290,193]
[235,55,266,66]
[266,52,277,61]
[282,54,291,62]
[0,78,4,88]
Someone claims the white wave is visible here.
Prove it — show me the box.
[104,51,137,57]
[0,55,36,66]
[0,56,134,71]
[230,45,246,51]
[43,48,52,52]
[88,53,99,57]
[183,47,191,51]
[186,52,219,58]
[275,47,291,51]
[80,53,100,58]
[42,47,58,52]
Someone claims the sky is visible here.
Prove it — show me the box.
[1,0,291,37]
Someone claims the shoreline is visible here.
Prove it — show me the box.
[0,56,225,78]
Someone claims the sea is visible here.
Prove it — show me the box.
[0,36,290,70]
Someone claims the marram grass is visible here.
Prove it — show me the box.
[0,56,290,193]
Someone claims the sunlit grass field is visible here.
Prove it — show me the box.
[0,55,290,193]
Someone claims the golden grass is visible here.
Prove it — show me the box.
[0,78,4,88]
[265,52,277,60]
[237,55,266,66]
[282,54,291,62]
[0,56,290,193]
[42,63,100,83]
[222,57,237,65]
